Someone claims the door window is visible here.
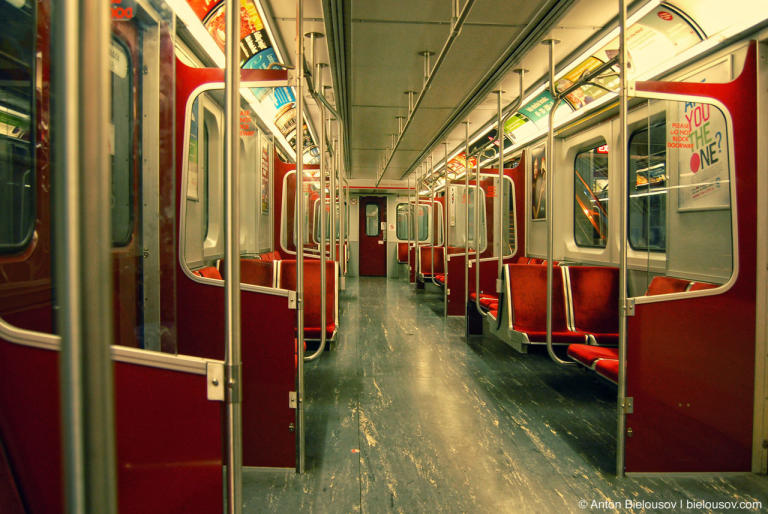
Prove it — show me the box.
[365,203,379,236]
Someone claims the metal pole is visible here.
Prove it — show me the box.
[54,0,117,511]
[442,142,449,317]
[616,0,629,478]
[295,0,306,473]
[463,121,470,319]
[496,89,504,295]
[474,153,486,317]
[306,67,327,361]
[431,155,439,286]
[543,39,573,366]
[224,0,243,510]
[378,0,478,186]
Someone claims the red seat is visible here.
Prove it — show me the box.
[567,344,619,367]
[419,246,445,277]
[279,260,336,340]
[193,266,222,280]
[646,276,690,295]
[506,264,589,343]
[689,281,717,291]
[434,273,446,285]
[241,259,274,287]
[397,243,409,263]
[568,266,619,345]
[594,359,619,384]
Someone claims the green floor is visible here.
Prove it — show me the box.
[242,276,768,513]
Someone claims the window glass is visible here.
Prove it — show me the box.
[396,203,409,240]
[365,203,379,236]
[110,39,133,246]
[415,204,429,242]
[203,122,211,239]
[446,185,485,249]
[0,0,35,254]
[313,200,340,243]
[573,143,609,248]
[502,177,516,256]
[629,122,666,251]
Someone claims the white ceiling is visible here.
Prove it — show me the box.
[262,0,639,183]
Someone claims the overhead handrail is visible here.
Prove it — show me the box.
[543,39,620,366]
[377,0,478,185]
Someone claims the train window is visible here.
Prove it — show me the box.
[573,143,609,248]
[365,203,379,236]
[415,204,429,242]
[110,39,133,247]
[396,203,409,240]
[629,122,666,251]
[502,177,516,256]
[0,0,35,254]
[313,199,340,244]
[446,185,485,250]
[202,122,211,239]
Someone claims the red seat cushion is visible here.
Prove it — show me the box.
[469,292,497,302]
[567,344,619,367]
[689,281,717,291]
[193,266,222,280]
[646,276,690,295]
[594,359,619,384]
[515,329,588,344]
[301,323,336,340]
[479,297,497,310]
[488,308,498,319]
[434,273,445,282]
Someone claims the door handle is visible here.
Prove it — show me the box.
[377,240,384,245]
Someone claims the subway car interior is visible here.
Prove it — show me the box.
[3,0,768,512]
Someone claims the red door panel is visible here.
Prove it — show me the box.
[624,42,758,472]
[359,197,387,276]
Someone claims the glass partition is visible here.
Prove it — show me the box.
[573,142,609,248]
[446,184,486,251]
[628,98,733,297]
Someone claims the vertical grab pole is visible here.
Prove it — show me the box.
[431,155,438,286]
[616,0,629,477]
[330,121,336,262]
[543,39,573,366]
[496,89,504,295]
[306,61,326,361]
[442,142,449,317]
[463,122,470,320]
[407,174,412,278]
[224,0,243,509]
[54,0,117,511]
[474,154,486,317]
[295,0,306,473]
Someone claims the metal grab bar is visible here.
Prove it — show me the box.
[305,51,327,361]
[463,122,470,322]
[473,156,487,318]
[378,0,478,186]
[295,0,306,473]
[496,70,526,296]
[541,40,618,367]
[430,156,441,287]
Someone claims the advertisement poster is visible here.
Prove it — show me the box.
[674,102,730,211]
[260,133,271,214]
[531,144,546,220]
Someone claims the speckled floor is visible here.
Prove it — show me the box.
[242,276,768,513]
